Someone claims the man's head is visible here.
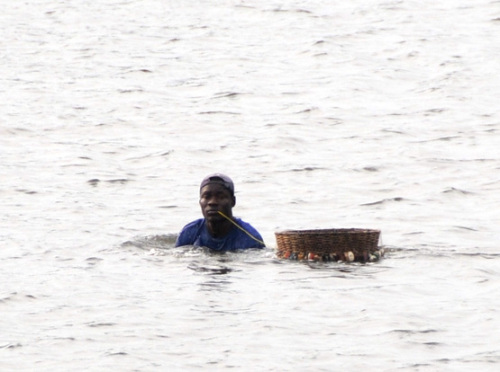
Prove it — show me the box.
[199,173,234,197]
[199,174,236,222]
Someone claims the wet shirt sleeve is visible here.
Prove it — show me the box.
[175,219,204,247]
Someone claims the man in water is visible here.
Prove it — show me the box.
[175,173,265,251]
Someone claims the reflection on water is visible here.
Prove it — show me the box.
[188,263,233,276]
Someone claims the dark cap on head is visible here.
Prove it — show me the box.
[200,173,234,196]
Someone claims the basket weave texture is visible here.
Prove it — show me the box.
[275,228,380,262]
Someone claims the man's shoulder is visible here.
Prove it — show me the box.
[232,217,265,248]
[175,218,205,247]
[180,218,205,231]
[234,218,260,233]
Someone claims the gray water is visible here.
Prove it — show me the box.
[1,0,500,370]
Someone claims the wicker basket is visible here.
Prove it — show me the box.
[275,228,381,262]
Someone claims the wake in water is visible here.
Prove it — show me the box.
[121,233,395,267]
[121,233,274,259]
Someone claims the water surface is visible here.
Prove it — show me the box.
[1,0,499,370]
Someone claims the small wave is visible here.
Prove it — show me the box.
[87,178,131,186]
[16,189,37,195]
[451,225,479,231]
[188,263,233,275]
[268,7,312,15]
[87,322,116,328]
[0,343,22,349]
[212,91,243,99]
[0,292,37,303]
[390,329,439,335]
[117,88,144,93]
[125,68,153,73]
[294,106,319,114]
[454,252,500,259]
[414,135,459,143]
[290,166,325,172]
[198,110,241,115]
[85,257,104,266]
[107,178,130,184]
[442,187,474,195]
[361,197,405,206]
[121,234,178,251]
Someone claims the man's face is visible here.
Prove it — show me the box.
[199,183,235,222]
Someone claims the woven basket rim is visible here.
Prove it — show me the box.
[275,228,380,235]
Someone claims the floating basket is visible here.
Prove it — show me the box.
[275,228,382,262]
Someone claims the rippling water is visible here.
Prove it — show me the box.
[2,0,499,370]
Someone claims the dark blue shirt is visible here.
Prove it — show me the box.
[175,218,265,251]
